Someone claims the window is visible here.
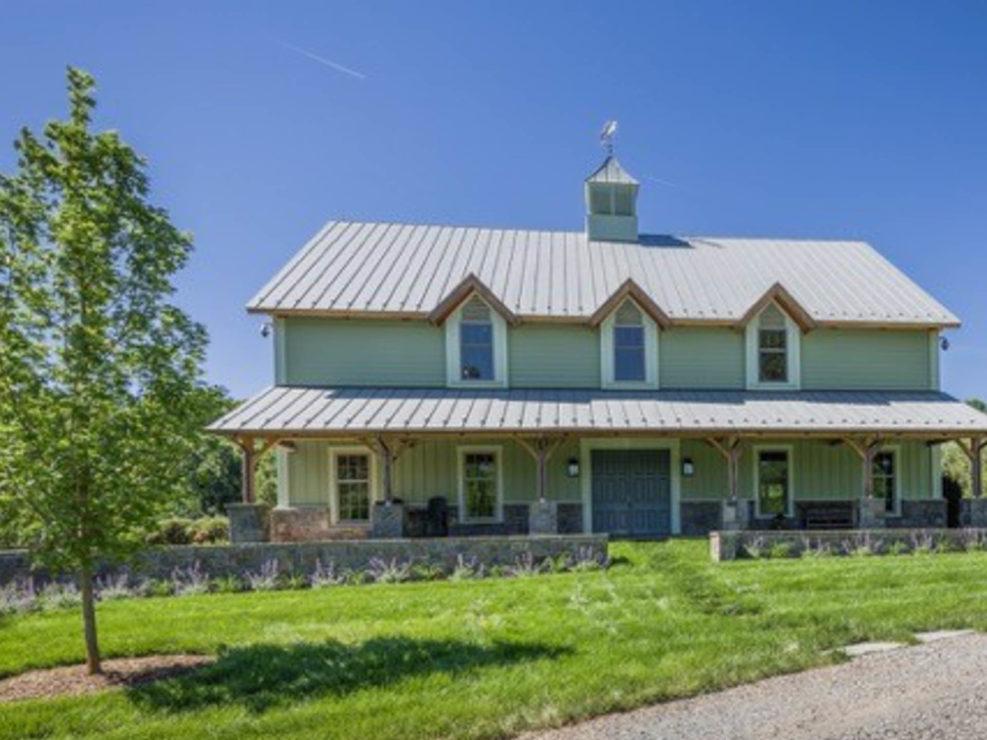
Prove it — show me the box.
[746,302,800,390]
[459,297,494,381]
[756,448,791,517]
[614,301,645,382]
[873,450,897,513]
[459,449,500,521]
[335,453,371,521]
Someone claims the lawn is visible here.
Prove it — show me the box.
[1,540,986,739]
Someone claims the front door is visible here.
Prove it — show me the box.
[591,449,671,537]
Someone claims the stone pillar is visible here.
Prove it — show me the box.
[858,497,885,529]
[529,500,558,535]
[721,498,749,531]
[227,503,270,543]
[962,498,987,528]
[370,502,405,539]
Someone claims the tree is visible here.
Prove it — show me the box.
[940,398,987,497]
[0,68,208,674]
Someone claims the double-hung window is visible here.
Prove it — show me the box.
[459,297,494,381]
[614,301,645,382]
[459,448,500,521]
[757,304,787,383]
[335,453,371,522]
[873,450,897,513]
[756,448,791,517]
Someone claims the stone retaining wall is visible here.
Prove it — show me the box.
[710,528,987,562]
[0,534,608,585]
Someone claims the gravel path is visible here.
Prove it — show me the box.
[526,633,987,740]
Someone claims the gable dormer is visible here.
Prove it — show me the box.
[742,290,811,391]
[585,156,639,243]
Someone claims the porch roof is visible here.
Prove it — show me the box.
[209,386,987,438]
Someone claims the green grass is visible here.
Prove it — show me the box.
[1,540,986,739]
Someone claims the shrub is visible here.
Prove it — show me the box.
[0,578,38,615]
[172,562,209,596]
[547,553,573,573]
[344,569,371,585]
[190,516,229,544]
[801,543,833,558]
[508,551,545,577]
[767,542,793,559]
[246,559,282,591]
[311,559,346,588]
[284,573,309,590]
[96,574,134,601]
[411,562,444,581]
[742,536,767,559]
[211,575,244,594]
[38,581,82,611]
[571,546,608,571]
[147,517,195,546]
[148,580,175,597]
[450,554,484,581]
[888,541,910,556]
[367,557,412,584]
[488,564,507,578]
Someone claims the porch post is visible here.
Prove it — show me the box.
[236,435,256,504]
[707,436,747,530]
[969,436,984,499]
[376,435,396,504]
[843,436,881,527]
[516,434,566,534]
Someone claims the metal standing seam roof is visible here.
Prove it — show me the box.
[247,220,959,327]
[209,387,987,436]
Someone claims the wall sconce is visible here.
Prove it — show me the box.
[681,457,695,477]
[566,457,580,478]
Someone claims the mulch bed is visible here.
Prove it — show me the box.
[0,654,214,703]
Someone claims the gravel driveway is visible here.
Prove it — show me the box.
[526,632,987,740]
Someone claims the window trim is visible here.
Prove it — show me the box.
[873,445,902,517]
[600,298,659,389]
[328,446,378,525]
[753,444,795,519]
[445,295,508,388]
[745,301,801,390]
[456,445,504,524]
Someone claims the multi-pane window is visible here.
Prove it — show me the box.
[614,300,645,382]
[758,304,787,383]
[336,454,370,521]
[757,449,790,517]
[873,451,896,513]
[459,297,494,381]
[462,451,498,520]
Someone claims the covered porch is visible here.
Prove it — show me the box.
[209,387,987,542]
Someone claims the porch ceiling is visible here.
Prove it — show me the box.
[208,386,987,439]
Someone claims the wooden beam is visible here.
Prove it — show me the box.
[515,434,567,503]
[706,436,746,502]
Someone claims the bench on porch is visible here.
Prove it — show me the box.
[797,502,855,530]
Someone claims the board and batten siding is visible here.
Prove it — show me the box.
[679,438,932,501]
[280,317,445,386]
[801,329,933,390]
[660,328,744,388]
[509,324,599,387]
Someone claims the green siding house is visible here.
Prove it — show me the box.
[211,151,987,541]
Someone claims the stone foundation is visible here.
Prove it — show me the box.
[0,534,608,585]
[960,499,987,527]
[227,504,270,543]
[681,501,723,535]
[528,501,558,535]
[370,503,405,539]
[557,503,584,534]
[889,500,947,529]
[269,508,368,543]
[710,528,987,562]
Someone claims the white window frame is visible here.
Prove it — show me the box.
[873,445,902,517]
[445,296,508,388]
[457,445,503,523]
[745,301,801,390]
[600,298,659,389]
[328,447,379,525]
[753,444,795,519]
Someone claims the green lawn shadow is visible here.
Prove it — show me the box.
[128,636,568,714]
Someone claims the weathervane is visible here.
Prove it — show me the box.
[599,120,618,156]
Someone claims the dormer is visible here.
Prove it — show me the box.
[585,156,639,243]
[740,284,814,391]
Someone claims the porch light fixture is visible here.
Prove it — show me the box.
[681,457,695,477]
[566,457,580,478]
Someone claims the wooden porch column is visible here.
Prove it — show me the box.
[234,436,280,504]
[370,435,415,504]
[842,436,881,504]
[956,436,985,498]
[516,435,566,502]
[707,436,746,502]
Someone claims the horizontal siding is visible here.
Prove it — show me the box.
[509,324,599,388]
[801,329,931,390]
[661,328,744,389]
[282,317,445,386]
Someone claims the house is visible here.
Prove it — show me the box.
[210,149,987,542]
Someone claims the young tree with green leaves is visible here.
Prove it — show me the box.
[0,68,209,674]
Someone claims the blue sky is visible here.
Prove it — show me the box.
[2,1,986,399]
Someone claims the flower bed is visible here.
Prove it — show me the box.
[710,528,987,561]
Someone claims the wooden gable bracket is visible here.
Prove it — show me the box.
[427,273,520,327]
[587,278,672,329]
[515,434,569,503]
[735,282,816,333]
[364,434,418,504]
[706,436,747,502]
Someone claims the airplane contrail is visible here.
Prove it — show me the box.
[278,40,367,80]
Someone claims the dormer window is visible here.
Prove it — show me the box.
[600,297,658,389]
[459,297,494,381]
[444,293,508,388]
[745,301,801,390]
[614,301,645,381]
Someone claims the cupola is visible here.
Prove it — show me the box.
[585,153,639,243]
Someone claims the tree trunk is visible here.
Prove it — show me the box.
[79,565,101,675]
